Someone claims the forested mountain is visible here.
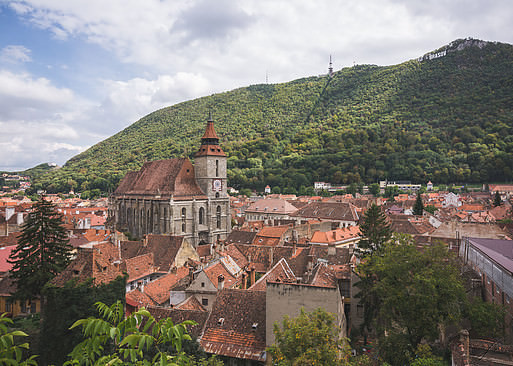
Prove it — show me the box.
[33,38,513,195]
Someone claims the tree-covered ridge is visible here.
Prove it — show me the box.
[33,39,513,195]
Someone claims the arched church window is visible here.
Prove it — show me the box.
[182,208,186,232]
[216,206,222,229]
[199,207,205,225]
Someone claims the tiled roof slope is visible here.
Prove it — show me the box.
[147,306,209,338]
[124,253,154,282]
[225,230,257,245]
[126,289,155,308]
[290,202,359,221]
[51,243,124,286]
[120,235,188,272]
[309,263,338,288]
[249,258,296,291]
[175,295,206,311]
[246,198,297,214]
[113,158,206,198]
[143,266,190,305]
[200,289,266,362]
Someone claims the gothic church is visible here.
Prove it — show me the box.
[109,116,231,246]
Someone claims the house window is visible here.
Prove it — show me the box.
[201,282,205,288]
[199,207,205,225]
[30,301,36,313]
[5,299,12,313]
[216,206,221,229]
[202,298,208,306]
[181,208,186,232]
[20,301,27,313]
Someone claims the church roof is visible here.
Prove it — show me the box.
[202,119,219,140]
[195,117,226,157]
[113,158,206,198]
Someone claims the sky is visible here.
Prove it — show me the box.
[1,0,512,171]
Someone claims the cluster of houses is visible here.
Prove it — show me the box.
[1,119,513,364]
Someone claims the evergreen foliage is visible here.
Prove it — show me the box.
[31,39,513,194]
[39,276,126,366]
[357,203,392,255]
[413,191,424,215]
[8,197,72,300]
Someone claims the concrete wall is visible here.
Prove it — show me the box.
[266,282,345,347]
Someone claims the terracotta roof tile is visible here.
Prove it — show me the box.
[147,306,209,338]
[126,288,155,308]
[143,266,190,305]
[125,253,155,282]
[200,289,266,362]
[225,230,257,245]
[175,295,206,311]
[309,263,338,288]
[204,262,239,289]
[0,245,16,273]
[113,158,206,198]
[246,199,297,214]
[290,202,359,222]
[249,258,296,291]
[51,244,124,287]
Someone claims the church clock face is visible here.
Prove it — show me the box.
[212,179,222,192]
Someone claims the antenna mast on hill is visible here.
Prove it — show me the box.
[266,70,269,84]
[328,55,334,78]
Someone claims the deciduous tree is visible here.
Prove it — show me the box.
[355,237,466,365]
[267,307,350,366]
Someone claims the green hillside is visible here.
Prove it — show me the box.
[33,38,513,195]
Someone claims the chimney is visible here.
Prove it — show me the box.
[217,274,225,290]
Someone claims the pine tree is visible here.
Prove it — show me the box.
[358,203,392,255]
[8,197,72,300]
[413,191,424,216]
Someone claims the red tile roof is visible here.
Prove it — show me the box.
[249,258,296,291]
[124,253,155,282]
[143,266,190,305]
[200,289,266,362]
[0,245,16,273]
[113,158,206,198]
[126,288,155,308]
[175,295,206,311]
[310,226,360,245]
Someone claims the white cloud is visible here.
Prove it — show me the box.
[0,45,32,63]
[0,70,74,120]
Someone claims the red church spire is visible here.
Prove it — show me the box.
[195,113,226,157]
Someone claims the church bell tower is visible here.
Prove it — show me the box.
[194,114,227,198]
